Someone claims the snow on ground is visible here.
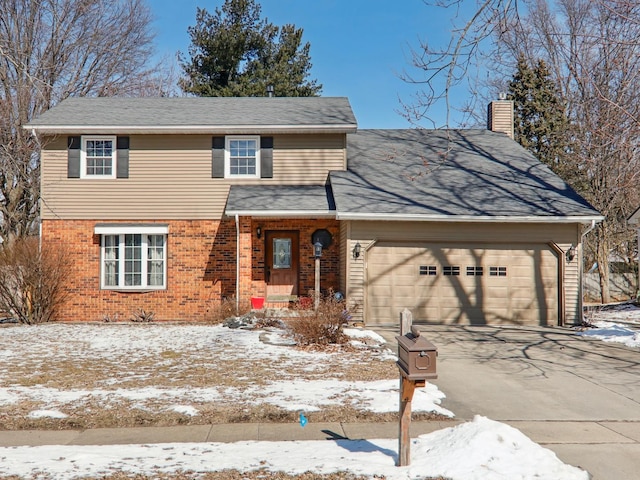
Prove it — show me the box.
[585,301,640,325]
[0,416,588,480]
[3,310,637,479]
[0,324,448,417]
[581,302,640,348]
[578,321,640,348]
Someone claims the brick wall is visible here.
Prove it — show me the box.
[248,219,341,299]
[42,219,236,322]
[42,217,341,322]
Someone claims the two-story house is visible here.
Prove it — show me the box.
[26,97,602,326]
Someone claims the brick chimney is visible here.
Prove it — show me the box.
[487,96,514,139]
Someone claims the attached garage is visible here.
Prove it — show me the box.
[366,242,558,326]
[330,127,603,327]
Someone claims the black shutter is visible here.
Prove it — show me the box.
[67,136,81,178]
[116,136,129,178]
[212,136,225,178]
[260,136,273,178]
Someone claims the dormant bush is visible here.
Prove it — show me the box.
[0,237,69,324]
[286,293,350,346]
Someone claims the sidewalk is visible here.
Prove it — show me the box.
[1,418,638,451]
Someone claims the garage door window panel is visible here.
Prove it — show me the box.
[419,265,437,275]
[466,266,483,276]
[490,266,507,276]
[443,266,460,276]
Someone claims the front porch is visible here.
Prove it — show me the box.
[235,217,341,309]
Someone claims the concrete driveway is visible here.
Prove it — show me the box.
[374,324,640,480]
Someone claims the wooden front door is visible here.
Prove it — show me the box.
[265,230,299,299]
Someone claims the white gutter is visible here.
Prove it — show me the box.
[225,210,335,218]
[235,214,240,314]
[582,219,597,237]
[579,219,599,321]
[336,212,605,224]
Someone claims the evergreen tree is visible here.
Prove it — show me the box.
[179,0,321,97]
[507,55,573,180]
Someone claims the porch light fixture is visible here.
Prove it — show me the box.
[566,244,576,262]
[314,241,323,259]
[256,226,262,239]
[352,242,361,259]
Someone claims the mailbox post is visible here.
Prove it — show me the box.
[396,323,437,467]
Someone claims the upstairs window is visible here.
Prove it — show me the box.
[82,136,117,178]
[226,136,260,178]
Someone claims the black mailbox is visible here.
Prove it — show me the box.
[396,326,437,381]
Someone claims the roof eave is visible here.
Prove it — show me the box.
[24,125,358,135]
[335,212,605,224]
[225,210,336,218]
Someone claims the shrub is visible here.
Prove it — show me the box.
[206,296,252,324]
[0,236,69,325]
[286,292,350,346]
[130,308,155,323]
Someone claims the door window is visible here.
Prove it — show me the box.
[273,238,292,269]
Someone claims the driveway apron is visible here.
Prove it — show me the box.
[374,324,640,480]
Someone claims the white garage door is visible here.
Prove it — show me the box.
[366,242,558,326]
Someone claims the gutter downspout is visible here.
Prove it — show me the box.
[31,128,43,251]
[235,214,240,314]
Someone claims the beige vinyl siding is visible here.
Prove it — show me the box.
[270,134,345,184]
[40,133,346,219]
[345,221,582,325]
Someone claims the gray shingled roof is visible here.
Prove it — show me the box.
[26,97,357,133]
[225,185,335,217]
[330,129,602,221]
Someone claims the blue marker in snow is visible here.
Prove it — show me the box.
[299,412,308,427]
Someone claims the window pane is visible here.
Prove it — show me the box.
[147,235,165,286]
[273,238,291,269]
[103,235,119,286]
[229,139,257,176]
[124,234,142,286]
[86,139,113,175]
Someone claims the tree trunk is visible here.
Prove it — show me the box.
[597,240,611,304]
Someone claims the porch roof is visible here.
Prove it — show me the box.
[225,185,336,218]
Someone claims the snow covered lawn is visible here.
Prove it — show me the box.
[0,323,445,430]
[1,317,627,479]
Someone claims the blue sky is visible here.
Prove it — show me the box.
[150,1,460,128]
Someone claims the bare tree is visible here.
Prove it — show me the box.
[0,0,166,244]
[407,0,640,303]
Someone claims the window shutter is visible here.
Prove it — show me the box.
[212,136,225,178]
[260,136,273,178]
[67,136,81,178]
[116,136,129,178]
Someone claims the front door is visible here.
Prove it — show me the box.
[265,230,299,299]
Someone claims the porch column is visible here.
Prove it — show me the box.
[237,216,253,305]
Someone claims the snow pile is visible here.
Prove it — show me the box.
[578,321,640,348]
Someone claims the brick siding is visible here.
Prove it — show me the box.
[42,218,341,322]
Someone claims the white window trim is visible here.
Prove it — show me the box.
[225,135,260,178]
[81,135,117,179]
[95,225,169,235]
[100,233,167,290]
